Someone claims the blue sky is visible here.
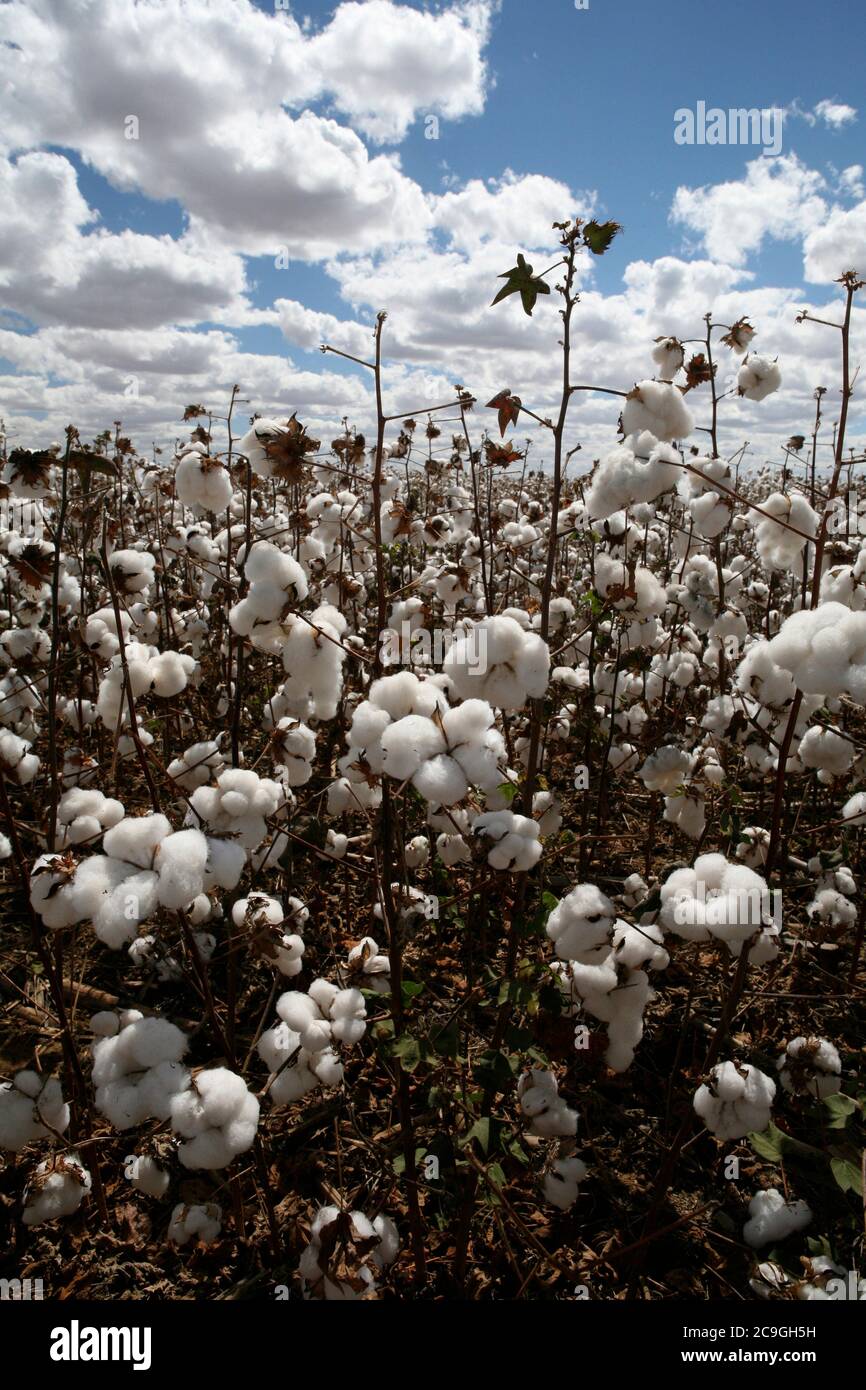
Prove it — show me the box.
[1,0,864,460]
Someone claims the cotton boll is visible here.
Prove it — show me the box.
[124,1153,170,1198]
[543,1155,588,1211]
[743,1189,812,1248]
[694,1061,776,1140]
[175,451,233,513]
[663,790,706,840]
[444,616,549,710]
[330,987,367,1045]
[170,1067,259,1170]
[767,602,866,702]
[777,1036,842,1099]
[168,1202,223,1246]
[298,1206,399,1300]
[380,714,445,780]
[0,1072,69,1151]
[738,354,781,402]
[412,753,468,806]
[154,828,208,909]
[436,831,471,865]
[546,884,617,961]
[345,937,390,993]
[404,835,430,869]
[621,380,693,442]
[103,813,172,870]
[753,492,818,573]
[638,745,694,794]
[22,1154,91,1226]
[517,1068,578,1137]
[472,810,542,871]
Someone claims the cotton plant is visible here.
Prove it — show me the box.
[169,1066,259,1170]
[232,892,307,977]
[90,1010,190,1130]
[168,1202,223,1246]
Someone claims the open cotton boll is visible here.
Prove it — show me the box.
[298,1206,399,1300]
[472,809,542,871]
[753,492,818,573]
[546,883,617,962]
[170,1067,260,1170]
[543,1155,588,1211]
[652,336,685,379]
[638,745,694,794]
[798,725,855,781]
[694,1060,776,1140]
[175,450,234,513]
[271,717,316,786]
[444,615,549,710]
[0,729,39,784]
[103,813,172,870]
[0,1071,69,1151]
[840,790,866,825]
[92,1015,190,1129]
[621,380,693,442]
[777,1036,842,1099]
[344,936,390,993]
[663,790,706,840]
[124,1153,170,1198]
[738,354,781,402]
[517,1068,578,1137]
[743,1189,812,1248]
[660,854,772,946]
[167,738,225,792]
[154,828,208,909]
[380,713,446,780]
[412,753,468,806]
[767,602,866,701]
[108,549,155,594]
[404,835,430,869]
[23,1154,91,1226]
[168,1202,223,1246]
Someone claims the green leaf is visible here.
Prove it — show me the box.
[497,780,518,803]
[393,1146,427,1177]
[830,1156,863,1196]
[748,1123,787,1163]
[400,979,425,1005]
[582,220,622,255]
[491,253,552,316]
[823,1092,857,1129]
[461,1117,491,1155]
[392,1034,421,1072]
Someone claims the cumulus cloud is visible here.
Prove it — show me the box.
[0,0,496,258]
[670,154,828,267]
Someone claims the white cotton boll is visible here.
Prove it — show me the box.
[0,730,39,784]
[517,1068,578,1137]
[841,791,866,825]
[202,835,247,891]
[103,813,172,870]
[108,549,155,594]
[90,1011,120,1038]
[807,888,857,928]
[546,883,617,961]
[175,452,233,513]
[777,1036,842,1099]
[694,1061,776,1140]
[533,790,562,837]
[371,1214,400,1269]
[155,828,208,909]
[0,1072,70,1151]
[621,380,693,442]
[638,745,694,794]
[543,1155,588,1211]
[436,831,471,866]
[738,354,781,402]
[660,854,771,946]
[168,1202,223,1246]
[329,987,367,1045]
[753,492,818,573]
[404,835,429,868]
[652,336,685,379]
[124,1153,170,1198]
[444,616,549,710]
[170,1067,259,1170]
[380,714,445,780]
[23,1154,91,1226]
[346,937,390,993]
[663,790,706,840]
[743,1189,812,1248]
[798,725,854,780]
[167,739,224,792]
[412,753,468,806]
[149,651,196,698]
[472,810,542,871]
[767,602,866,702]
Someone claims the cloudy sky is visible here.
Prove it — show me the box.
[1,0,864,470]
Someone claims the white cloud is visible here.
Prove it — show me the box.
[803,202,866,283]
[0,0,496,258]
[813,99,857,129]
[670,154,827,267]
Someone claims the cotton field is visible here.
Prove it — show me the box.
[0,230,864,1306]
